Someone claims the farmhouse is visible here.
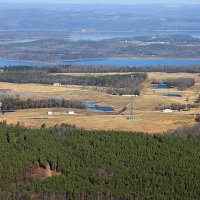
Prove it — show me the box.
[53,83,62,86]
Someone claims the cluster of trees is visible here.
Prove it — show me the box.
[155,103,198,111]
[1,98,85,110]
[0,123,199,199]
[163,78,195,90]
[152,78,195,90]
[195,94,200,103]
[0,67,147,95]
[166,123,200,140]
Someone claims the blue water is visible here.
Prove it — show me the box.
[0,110,15,115]
[60,59,200,67]
[84,102,114,112]
[163,94,182,98]
[70,31,200,41]
[84,102,98,107]
[151,84,171,89]
[0,39,38,44]
[0,59,51,67]
[1,58,200,67]
[45,98,62,102]
[87,106,114,112]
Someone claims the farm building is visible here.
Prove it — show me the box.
[53,83,62,86]
[47,111,53,116]
[47,110,60,116]
[162,109,173,113]
[66,110,75,115]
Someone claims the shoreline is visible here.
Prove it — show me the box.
[1,57,200,66]
[61,57,200,62]
[0,58,56,65]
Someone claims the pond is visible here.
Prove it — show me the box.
[163,94,182,98]
[45,98,63,102]
[151,84,171,89]
[0,89,11,93]
[0,110,15,115]
[84,102,114,112]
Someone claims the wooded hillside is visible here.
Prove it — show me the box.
[0,124,199,199]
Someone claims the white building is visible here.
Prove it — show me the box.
[47,111,60,116]
[162,109,173,113]
[53,83,62,86]
[47,111,53,116]
[67,110,75,115]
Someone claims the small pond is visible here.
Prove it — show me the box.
[45,98,63,102]
[0,110,15,115]
[151,84,171,89]
[163,94,182,98]
[84,102,114,112]
[0,89,11,93]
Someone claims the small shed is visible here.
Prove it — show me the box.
[53,83,62,86]
[47,110,60,116]
[67,110,75,115]
[47,111,53,116]
[162,109,172,113]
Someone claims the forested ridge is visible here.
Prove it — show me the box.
[0,124,199,199]
[0,67,147,95]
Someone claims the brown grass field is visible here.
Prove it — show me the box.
[0,72,199,133]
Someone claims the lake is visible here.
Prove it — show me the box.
[0,59,51,67]
[70,31,200,41]
[60,59,200,67]
[0,39,38,44]
[1,59,200,67]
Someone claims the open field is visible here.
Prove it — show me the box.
[0,72,199,133]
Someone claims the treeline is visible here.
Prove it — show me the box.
[2,65,200,74]
[155,103,198,111]
[45,65,200,74]
[0,124,199,199]
[1,98,85,110]
[163,78,195,90]
[152,78,195,90]
[0,67,147,95]
[2,65,200,75]
[165,123,200,140]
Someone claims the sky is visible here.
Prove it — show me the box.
[0,0,200,4]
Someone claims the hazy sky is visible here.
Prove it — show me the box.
[0,0,200,4]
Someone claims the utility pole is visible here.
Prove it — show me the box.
[186,98,189,110]
[127,75,135,120]
[131,75,134,117]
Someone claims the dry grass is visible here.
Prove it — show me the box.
[0,72,200,133]
[1,108,196,133]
